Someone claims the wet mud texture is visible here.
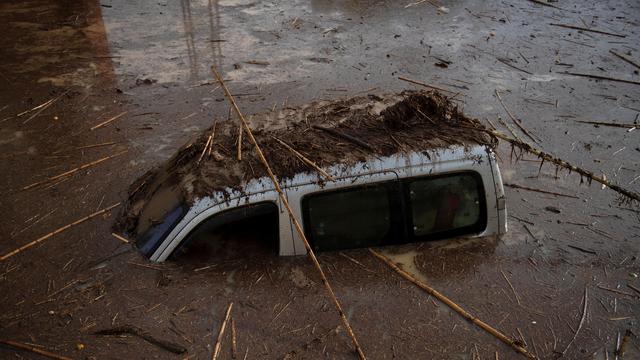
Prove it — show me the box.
[1,0,639,359]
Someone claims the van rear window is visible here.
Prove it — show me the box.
[303,183,393,251]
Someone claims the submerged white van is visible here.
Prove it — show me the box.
[119,91,507,262]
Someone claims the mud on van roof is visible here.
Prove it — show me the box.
[116,90,496,236]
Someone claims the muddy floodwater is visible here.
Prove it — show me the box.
[1,0,639,359]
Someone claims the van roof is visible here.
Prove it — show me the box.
[116,90,496,235]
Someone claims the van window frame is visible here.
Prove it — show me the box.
[401,171,488,242]
[300,171,488,252]
[300,180,404,252]
[168,201,280,261]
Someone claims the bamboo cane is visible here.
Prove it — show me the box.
[487,129,640,202]
[0,340,72,360]
[212,302,233,360]
[369,249,537,359]
[22,151,127,191]
[0,203,121,261]
[212,65,367,360]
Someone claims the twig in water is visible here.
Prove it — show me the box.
[501,270,521,305]
[0,203,120,261]
[471,127,640,202]
[505,183,578,199]
[609,50,640,70]
[496,58,533,75]
[370,249,537,359]
[495,90,539,143]
[574,120,637,129]
[561,287,587,355]
[20,89,71,124]
[212,66,367,360]
[94,325,187,354]
[563,72,640,86]
[549,23,626,38]
[90,111,128,130]
[22,151,127,191]
[212,302,233,360]
[398,76,457,94]
[0,339,72,360]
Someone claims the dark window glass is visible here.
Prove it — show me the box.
[170,202,279,263]
[407,172,485,238]
[303,183,393,251]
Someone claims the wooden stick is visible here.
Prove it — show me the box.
[0,339,72,360]
[21,89,70,124]
[212,302,233,360]
[212,65,367,360]
[527,0,563,10]
[563,72,640,86]
[0,203,120,261]
[609,50,640,70]
[90,111,128,131]
[370,249,537,359]
[272,136,335,181]
[207,121,217,157]
[504,183,578,199]
[495,90,539,143]
[500,270,521,305]
[312,125,374,151]
[94,325,186,354]
[22,151,127,191]
[397,76,457,94]
[549,23,626,38]
[231,318,237,359]
[496,58,533,75]
[561,287,587,355]
[197,134,213,165]
[574,119,637,129]
[236,124,243,161]
[111,233,130,244]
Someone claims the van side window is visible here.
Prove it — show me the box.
[406,172,486,239]
[302,182,394,251]
[170,202,279,263]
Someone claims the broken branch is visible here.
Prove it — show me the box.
[504,183,578,199]
[212,65,367,360]
[213,302,233,360]
[495,90,539,143]
[0,203,121,261]
[22,150,127,191]
[90,111,128,131]
[549,23,626,38]
[574,119,637,129]
[609,50,640,70]
[563,72,640,86]
[478,128,640,202]
[560,287,587,355]
[397,76,457,94]
[370,249,537,359]
[0,339,72,360]
[94,325,187,354]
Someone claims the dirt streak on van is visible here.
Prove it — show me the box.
[114,90,506,261]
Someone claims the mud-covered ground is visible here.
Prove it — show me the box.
[1,0,639,359]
